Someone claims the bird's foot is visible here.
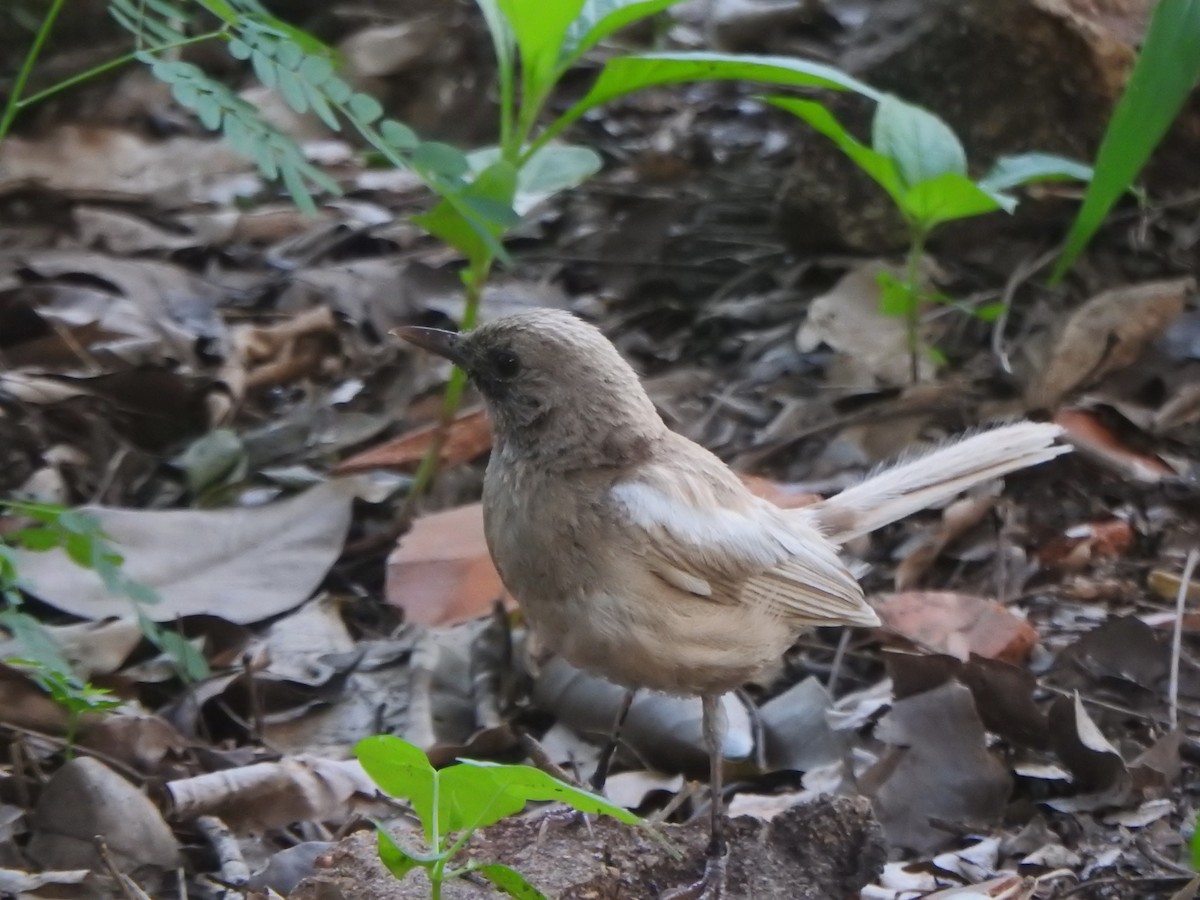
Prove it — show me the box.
[533,804,593,846]
[661,844,728,900]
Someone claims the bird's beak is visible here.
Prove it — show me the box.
[391,326,469,369]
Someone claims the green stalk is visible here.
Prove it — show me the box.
[902,226,928,384]
[402,255,495,514]
[14,30,225,113]
[0,0,68,143]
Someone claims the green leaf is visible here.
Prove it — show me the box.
[324,76,353,103]
[412,142,471,179]
[413,161,517,267]
[347,92,384,125]
[876,270,916,317]
[901,172,1008,228]
[276,67,310,115]
[562,0,685,62]
[192,0,240,25]
[228,37,253,60]
[977,153,1094,194]
[299,54,334,85]
[449,759,641,825]
[0,609,73,676]
[173,429,246,496]
[470,143,602,214]
[276,40,304,69]
[581,51,879,107]
[280,162,318,214]
[376,828,423,879]
[765,97,904,207]
[251,50,278,88]
[195,94,224,130]
[497,0,586,96]
[474,863,550,899]
[871,94,966,187]
[548,52,881,149]
[1054,0,1200,280]
[438,764,527,833]
[380,119,419,151]
[355,736,439,842]
[303,83,341,131]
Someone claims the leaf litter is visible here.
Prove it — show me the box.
[0,1,1199,898]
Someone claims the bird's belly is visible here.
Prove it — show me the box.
[528,588,794,695]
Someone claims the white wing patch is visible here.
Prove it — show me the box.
[610,477,880,628]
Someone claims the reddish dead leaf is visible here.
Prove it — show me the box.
[1054,408,1176,482]
[385,503,512,626]
[874,591,1038,664]
[738,474,822,509]
[336,407,492,474]
[1038,518,1135,571]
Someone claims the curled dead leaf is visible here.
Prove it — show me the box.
[1029,278,1193,408]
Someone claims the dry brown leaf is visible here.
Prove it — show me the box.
[386,503,512,626]
[28,757,181,872]
[865,680,1012,853]
[874,591,1038,664]
[1029,278,1193,408]
[336,407,493,474]
[894,491,998,590]
[13,479,360,624]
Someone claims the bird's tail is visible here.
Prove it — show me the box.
[798,422,1069,543]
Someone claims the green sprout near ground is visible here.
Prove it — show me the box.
[356,735,640,900]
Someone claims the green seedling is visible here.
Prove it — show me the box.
[356,735,640,899]
[769,93,1092,381]
[0,501,209,688]
[4,658,121,757]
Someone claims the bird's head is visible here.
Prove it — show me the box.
[395,309,664,466]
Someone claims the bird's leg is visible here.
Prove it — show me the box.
[590,688,636,794]
[536,688,636,841]
[662,693,728,900]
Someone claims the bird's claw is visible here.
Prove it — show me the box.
[534,805,593,846]
[660,846,728,900]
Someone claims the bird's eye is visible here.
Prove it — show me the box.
[491,349,521,380]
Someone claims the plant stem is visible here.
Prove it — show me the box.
[14,30,226,114]
[0,0,67,144]
[402,256,494,514]
[903,227,928,384]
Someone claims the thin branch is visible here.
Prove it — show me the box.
[1169,549,1199,730]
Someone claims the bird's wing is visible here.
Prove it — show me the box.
[609,456,879,628]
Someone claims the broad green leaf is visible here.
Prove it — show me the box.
[437,765,527,833]
[470,143,602,213]
[498,0,586,97]
[451,759,641,824]
[545,52,881,149]
[474,863,550,899]
[871,94,966,188]
[1053,0,1200,280]
[766,97,904,207]
[355,736,439,841]
[901,172,1008,227]
[413,162,518,267]
[978,152,1094,193]
[376,829,422,879]
[562,0,685,62]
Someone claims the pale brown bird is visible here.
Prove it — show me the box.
[397,309,1068,898]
